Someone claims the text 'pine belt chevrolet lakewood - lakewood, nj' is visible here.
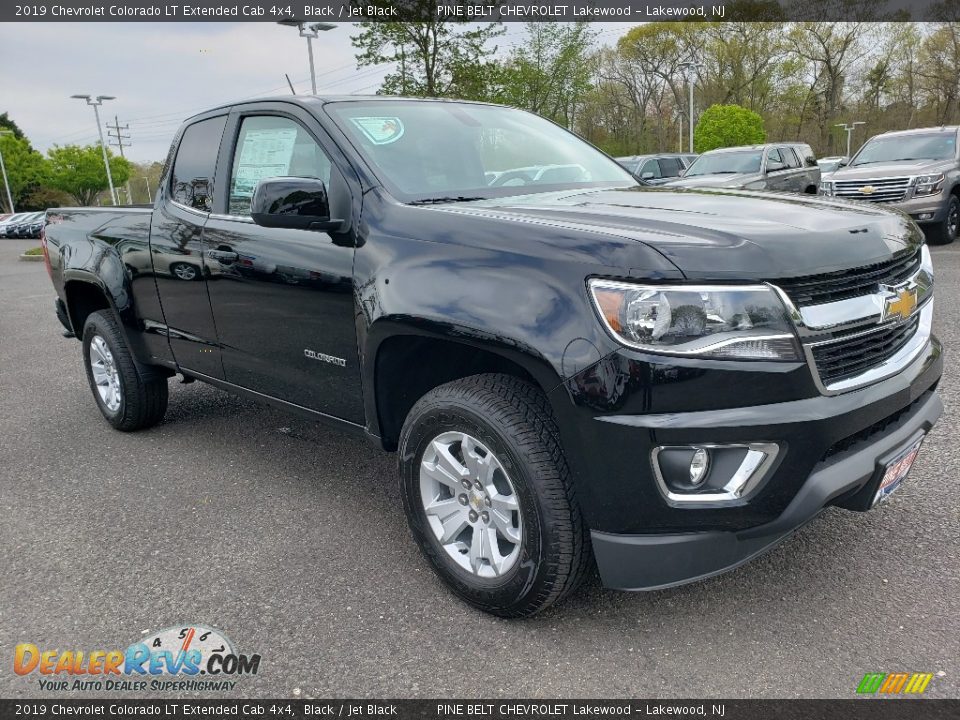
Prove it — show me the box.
[41,97,942,617]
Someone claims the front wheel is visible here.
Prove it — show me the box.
[398,374,591,618]
[926,194,959,245]
[82,310,168,431]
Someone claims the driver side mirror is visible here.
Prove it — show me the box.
[766,161,786,173]
[250,177,341,231]
[641,171,655,180]
[838,159,849,167]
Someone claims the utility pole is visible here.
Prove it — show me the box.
[143,176,153,204]
[71,94,118,205]
[0,130,15,214]
[107,115,133,203]
[277,20,336,95]
[834,121,866,158]
[679,61,702,153]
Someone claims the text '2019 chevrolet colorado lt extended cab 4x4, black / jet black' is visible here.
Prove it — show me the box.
[42,97,942,618]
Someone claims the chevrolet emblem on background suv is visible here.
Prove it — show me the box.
[882,286,918,322]
[859,185,877,195]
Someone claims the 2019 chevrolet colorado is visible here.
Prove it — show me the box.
[42,96,942,617]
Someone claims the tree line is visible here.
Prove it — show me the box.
[353,14,960,158]
[0,113,162,213]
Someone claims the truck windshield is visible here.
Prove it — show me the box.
[851,132,957,166]
[325,101,635,202]
[684,151,762,176]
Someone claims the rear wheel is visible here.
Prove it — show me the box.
[926,194,959,245]
[82,310,168,431]
[398,374,591,618]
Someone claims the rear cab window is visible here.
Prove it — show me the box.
[170,116,227,212]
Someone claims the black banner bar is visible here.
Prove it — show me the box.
[1,700,959,720]
[0,0,951,24]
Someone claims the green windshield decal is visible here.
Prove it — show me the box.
[349,116,405,145]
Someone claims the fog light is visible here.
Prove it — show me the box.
[652,443,779,506]
[918,213,934,221]
[689,448,710,486]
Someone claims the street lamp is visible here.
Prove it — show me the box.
[835,121,866,159]
[71,94,118,206]
[277,20,336,95]
[0,130,15,214]
[679,61,702,153]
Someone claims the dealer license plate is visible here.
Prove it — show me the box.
[873,437,924,507]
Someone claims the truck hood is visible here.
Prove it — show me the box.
[662,172,758,189]
[440,186,923,280]
[829,159,954,181]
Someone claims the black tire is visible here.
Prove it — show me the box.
[398,373,591,618]
[926,194,959,245]
[81,310,168,431]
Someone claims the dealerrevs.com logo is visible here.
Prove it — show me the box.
[14,625,261,692]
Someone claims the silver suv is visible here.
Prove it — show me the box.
[820,127,959,245]
[665,143,820,193]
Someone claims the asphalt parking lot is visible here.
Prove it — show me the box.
[1,236,958,700]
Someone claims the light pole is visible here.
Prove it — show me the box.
[0,130,15,214]
[277,20,336,95]
[71,94,118,205]
[835,121,866,158]
[679,61,702,153]
[143,176,153,204]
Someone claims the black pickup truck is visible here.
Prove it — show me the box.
[42,96,942,618]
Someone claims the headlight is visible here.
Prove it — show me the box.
[917,244,934,305]
[914,173,944,196]
[588,280,801,360]
[819,181,833,196]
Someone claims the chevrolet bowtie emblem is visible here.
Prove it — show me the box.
[883,287,918,322]
[859,185,877,195]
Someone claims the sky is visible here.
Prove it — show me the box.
[0,22,634,163]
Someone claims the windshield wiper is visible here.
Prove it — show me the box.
[408,196,486,205]
[853,158,930,166]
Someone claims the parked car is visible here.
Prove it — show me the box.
[8,211,45,238]
[0,212,34,237]
[615,153,696,185]
[820,126,960,245]
[42,96,941,617]
[817,156,848,175]
[666,142,821,193]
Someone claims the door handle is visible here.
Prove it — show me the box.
[208,249,238,262]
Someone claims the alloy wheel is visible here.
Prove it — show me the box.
[419,431,523,578]
[89,335,122,412]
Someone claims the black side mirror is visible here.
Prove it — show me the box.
[250,177,341,231]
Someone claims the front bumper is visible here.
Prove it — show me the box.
[885,193,948,224]
[548,324,942,590]
[591,389,941,590]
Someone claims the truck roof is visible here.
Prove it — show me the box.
[876,126,960,137]
[184,94,493,122]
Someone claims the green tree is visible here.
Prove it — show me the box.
[0,132,46,213]
[46,145,130,206]
[693,104,766,152]
[351,1,503,97]
[499,23,596,126]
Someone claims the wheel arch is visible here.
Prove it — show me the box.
[365,322,562,451]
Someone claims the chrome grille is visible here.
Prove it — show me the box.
[774,249,921,307]
[833,176,911,203]
[810,316,920,386]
